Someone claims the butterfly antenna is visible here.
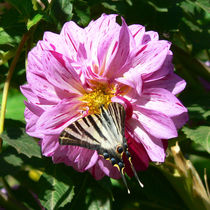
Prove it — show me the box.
[128,157,144,188]
[120,168,130,194]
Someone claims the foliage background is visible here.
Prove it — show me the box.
[0,0,209,209]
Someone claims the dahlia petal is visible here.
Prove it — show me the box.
[144,51,173,82]
[20,84,39,103]
[60,21,85,59]
[126,119,166,162]
[36,98,82,134]
[42,50,84,95]
[145,73,187,95]
[43,32,67,55]
[133,107,178,139]
[41,135,60,156]
[115,68,143,96]
[97,157,121,179]
[84,14,118,68]
[24,108,43,138]
[88,162,105,180]
[27,42,45,76]
[27,71,61,103]
[128,24,145,46]
[52,145,69,164]
[26,46,71,103]
[137,88,188,117]
[85,13,117,33]
[123,132,149,176]
[171,112,189,129]
[132,40,171,77]
[141,31,159,44]
[67,147,98,172]
[103,18,131,78]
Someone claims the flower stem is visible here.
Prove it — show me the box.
[0,32,29,144]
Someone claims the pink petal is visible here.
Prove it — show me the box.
[27,42,45,76]
[41,50,85,95]
[115,68,143,96]
[126,118,166,162]
[52,146,98,172]
[97,157,121,179]
[24,107,43,138]
[67,147,98,172]
[41,135,60,156]
[141,31,159,44]
[171,112,189,129]
[88,162,105,180]
[24,101,44,117]
[26,45,72,103]
[36,98,82,135]
[85,14,118,66]
[60,21,85,60]
[85,14,117,33]
[43,31,68,56]
[132,107,178,139]
[123,131,149,176]
[131,40,171,77]
[101,18,131,79]
[137,88,188,117]
[144,73,187,95]
[143,51,173,82]
[128,24,145,46]
[20,84,39,104]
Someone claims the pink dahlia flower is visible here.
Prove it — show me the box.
[21,14,188,180]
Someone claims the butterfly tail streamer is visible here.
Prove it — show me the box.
[128,157,144,188]
[120,169,131,194]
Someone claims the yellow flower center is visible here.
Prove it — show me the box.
[81,84,115,114]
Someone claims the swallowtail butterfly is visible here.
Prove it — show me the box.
[59,102,143,193]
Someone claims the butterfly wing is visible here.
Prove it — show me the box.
[107,102,126,138]
[59,102,126,157]
[59,114,103,151]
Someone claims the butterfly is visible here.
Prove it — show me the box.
[59,102,143,193]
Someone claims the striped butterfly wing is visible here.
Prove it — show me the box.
[59,103,144,192]
[59,102,126,156]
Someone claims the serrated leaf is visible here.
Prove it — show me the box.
[183,126,210,153]
[1,119,41,158]
[27,13,43,30]
[38,166,74,210]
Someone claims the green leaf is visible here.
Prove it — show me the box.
[0,27,21,46]
[0,89,26,121]
[86,188,111,210]
[27,13,43,30]
[183,126,210,153]
[50,0,73,30]
[85,177,112,210]
[5,0,34,19]
[1,119,42,158]
[38,165,75,210]
[194,0,210,13]
[0,147,24,177]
